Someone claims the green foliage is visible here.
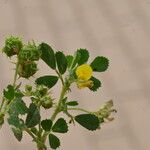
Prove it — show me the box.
[11,127,23,141]
[9,97,28,116]
[35,75,59,89]
[25,103,41,128]
[89,76,101,91]
[66,101,78,106]
[41,119,52,131]
[18,61,38,78]
[77,49,89,65]
[90,56,109,72]
[66,55,73,69]
[0,113,4,127]
[55,51,68,74]
[39,43,56,69]
[71,51,81,69]
[49,134,60,149]
[3,36,23,57]
[75,114,100,131]
[3,85,15,101]
[0,36,114,150]
[8,115,24,129]
[52,118,68,133]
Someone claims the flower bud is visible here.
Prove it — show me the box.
[3,36,23,57]
[18,61,38,78]
[25,85,32,92]
[77,80,93,89]
[41,96,53,109]
[19,43,41,62]
[36,85,48,97]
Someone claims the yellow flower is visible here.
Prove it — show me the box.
[77,80,93,89]
[76,64,93,81]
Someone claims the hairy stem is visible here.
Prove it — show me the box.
[42,83,68,144]
[68,107,91,113]
[13,59,19,86]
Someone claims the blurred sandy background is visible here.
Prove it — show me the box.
[0,0,150,150]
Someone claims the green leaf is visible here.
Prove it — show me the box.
[52,118,68,133]
[35,75,59,89]
[66,101,78,106]
[89,76,101,91]
[71,51,81,68]
[30,127,38,135]
[77,49,89,65]
[9,97,28,116]
[26,103,41,128]
[3,85,15,101]
[75,114,100,131]
[39,43,56,69]
[55,51,68,74]
[66,55,73,68]
[49,134,60,149]
[11,127,23,142]
[8,115,24,129]
[90,56,109,72]
[41,119,52,131]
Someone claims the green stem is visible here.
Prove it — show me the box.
[42,84,68,143]
[24,128,36,140]
[55,69,64,85]
[68,107,91,113]
[0,98,5,112]
[13,60,19,86]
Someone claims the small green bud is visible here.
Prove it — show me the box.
[19,43,41,62]
[3,36,23,57]
[41,96,53,109]
[18,61,38,78]
[31,97,39,104]
[25,85,32,92]
[36,85,48,97]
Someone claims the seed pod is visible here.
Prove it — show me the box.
[18,61,38,78]
[41,96,53,109]
[19,44,41,62]
[3,36,23,57]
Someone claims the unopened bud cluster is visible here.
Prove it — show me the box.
[3,36,41,78]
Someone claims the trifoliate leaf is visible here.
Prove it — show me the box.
[66,101,78,106]
[3,85,15,101]
[11,127,23,142]
[89,76,101,91]
[25,103,40,128]
[49,134,60,149]
[35,75,59,89]
[75,114,100,131]
[55,51,68,74]
[41,119,52,131]
[39,43,56,69]
[9,97,28,116]
[90,56,109,72]
[52,118,68,133]
[66,55,73,68]
[77,49,89,65]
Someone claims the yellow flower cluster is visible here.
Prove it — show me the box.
[75,64,93,89]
